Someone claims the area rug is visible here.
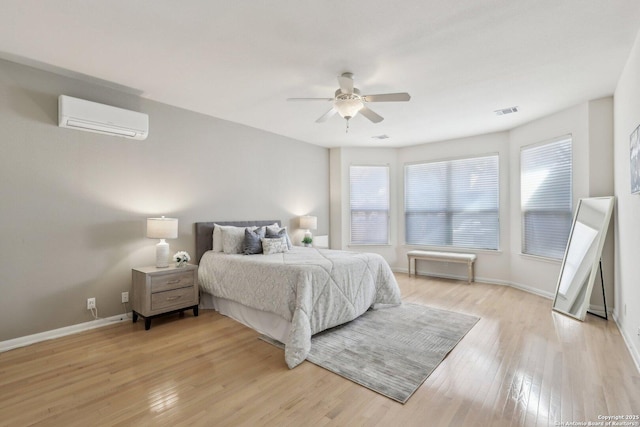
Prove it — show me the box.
[263,303,479,404]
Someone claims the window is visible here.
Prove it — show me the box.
[404,155,499,250]
[350,165,390,245]
[521,136,572,259]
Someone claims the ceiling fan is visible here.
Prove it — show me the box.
[287,72,411,132]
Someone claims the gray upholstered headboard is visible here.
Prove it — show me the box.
[194,220,280,264]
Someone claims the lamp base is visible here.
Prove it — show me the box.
[156,239,170,268]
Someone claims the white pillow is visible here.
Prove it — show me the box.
[212,224,223,252]
[220,225,258,254]
[213,224,244,253]
[262,237,289,255]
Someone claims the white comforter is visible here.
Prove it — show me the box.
[198,246,401,368]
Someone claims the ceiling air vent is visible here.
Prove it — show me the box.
[494,106,519,116]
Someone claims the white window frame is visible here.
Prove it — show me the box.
[349,164,390,245]
[404,153,500,251]
[520,135,573,260]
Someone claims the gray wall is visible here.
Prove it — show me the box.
[0,59,329,341]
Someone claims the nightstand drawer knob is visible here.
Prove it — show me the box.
[167,279,180,284]
[166,296,181,301]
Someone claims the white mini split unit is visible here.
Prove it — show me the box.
[58,95,149,140]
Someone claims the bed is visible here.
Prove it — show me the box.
[195,220,402,368]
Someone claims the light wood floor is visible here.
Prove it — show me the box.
[1,274,639,426]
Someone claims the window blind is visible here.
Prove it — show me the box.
[404,155,499,250]
[350,165,390,245]
[521,136,572,259]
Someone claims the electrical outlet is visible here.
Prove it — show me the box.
[87,298,96,310]
[121,292,129,303]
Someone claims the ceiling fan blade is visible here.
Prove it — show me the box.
[287,97,333,101]
[363,92,411,102]
[316,107,338,123]
[359,106,384,123]
[337,74,354,94]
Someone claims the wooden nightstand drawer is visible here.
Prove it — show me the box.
[131,264,199,330]
[151,287,196,311]
[150,270,194,292]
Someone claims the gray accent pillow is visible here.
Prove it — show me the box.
[243,227,266,255]
[266,226,292,249]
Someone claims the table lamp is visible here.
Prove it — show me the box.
[147,216,178,268]
[299,215,317,241]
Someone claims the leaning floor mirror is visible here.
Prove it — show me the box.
[552,196,614,321]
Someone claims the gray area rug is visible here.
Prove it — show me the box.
[263,303,479,404]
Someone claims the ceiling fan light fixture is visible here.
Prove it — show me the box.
[288,73,410,130]
[334,97,363,119]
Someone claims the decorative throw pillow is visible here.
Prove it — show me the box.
[242,227,266,255]
[261,237,289,255]
[222,226,249,254]
[266,224,292,249]
[265,227,286,239]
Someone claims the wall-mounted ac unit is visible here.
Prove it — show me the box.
[58,95,149,140]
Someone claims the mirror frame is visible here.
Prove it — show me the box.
[552,196,614,321]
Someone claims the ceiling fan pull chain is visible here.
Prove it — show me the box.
[346,118,350,133]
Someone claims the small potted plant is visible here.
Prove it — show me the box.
[173,251,191,267]
[302,236,313,247]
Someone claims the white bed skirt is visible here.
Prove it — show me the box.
[199,293,291,344]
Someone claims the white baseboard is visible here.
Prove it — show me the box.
[393,267,555,299]
[0,313,130,353]
[612,311,640,374]
[499,280,555,300]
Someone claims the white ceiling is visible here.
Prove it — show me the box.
[1,1,639,148]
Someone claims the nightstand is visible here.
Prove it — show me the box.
[131,264,199,330]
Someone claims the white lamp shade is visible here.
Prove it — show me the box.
[299,215,317,231]
[146,217,178,239]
